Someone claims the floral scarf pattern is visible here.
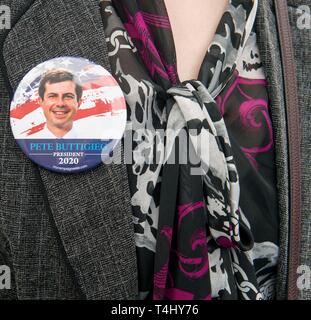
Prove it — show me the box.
[100,0,279,300]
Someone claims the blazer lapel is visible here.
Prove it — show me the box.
[256,0,290,300]
[3,0,138,299]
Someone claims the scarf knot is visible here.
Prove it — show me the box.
[163,80,254,251]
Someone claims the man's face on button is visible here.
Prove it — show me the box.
[40,80,80,129]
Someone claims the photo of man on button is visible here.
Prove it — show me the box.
[33,69,83,139]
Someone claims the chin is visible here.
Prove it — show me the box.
[54,118,72,126]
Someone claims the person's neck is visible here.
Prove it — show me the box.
[164,0,229,82]
[46,123,73,138]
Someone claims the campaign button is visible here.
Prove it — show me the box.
[10,56,126,173]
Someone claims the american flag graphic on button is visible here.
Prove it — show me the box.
[10,56,126,173]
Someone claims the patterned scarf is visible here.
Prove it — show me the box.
[101,0,264,300]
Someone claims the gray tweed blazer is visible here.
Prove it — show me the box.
[0,0,310,300]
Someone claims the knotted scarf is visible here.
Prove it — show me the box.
[101,0,276,300]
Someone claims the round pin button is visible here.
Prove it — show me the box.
[10,57,127,173]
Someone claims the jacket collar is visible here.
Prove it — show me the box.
[255,0,290,300]
[3,0,138,299]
